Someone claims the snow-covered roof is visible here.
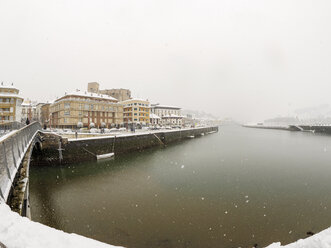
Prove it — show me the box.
[120,98,149,103]
[150,113,161,119]
[0,83,19,91]
[151,104,181,110]
[57,90,118,102]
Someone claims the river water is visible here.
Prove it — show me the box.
[30,125,331,248]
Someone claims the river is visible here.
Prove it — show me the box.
[30,125,331,248]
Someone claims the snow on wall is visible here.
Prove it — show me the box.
[266,227,331,248]
[0,203,123,248]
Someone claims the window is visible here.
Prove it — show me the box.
[134,113,137,115]
[64,110,70,116]
[64,102,70,109]
[134,108,137,111]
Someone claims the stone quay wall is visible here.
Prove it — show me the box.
[34,126,219,165]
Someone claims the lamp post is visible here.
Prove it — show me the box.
[76,122,83,139]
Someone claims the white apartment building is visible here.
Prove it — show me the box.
[150,104,184,126]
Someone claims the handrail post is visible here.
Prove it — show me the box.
[2,142,11,181]
[15,135,21,159]
[11,138,17,169]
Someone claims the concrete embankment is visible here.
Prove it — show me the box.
[298,125,331,134]
[33,126,218,165]
[243,124,331,135]
[242,124,290,131]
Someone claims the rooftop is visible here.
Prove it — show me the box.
[120,98,149,103]
[57,90,118,102]
[0,83,19,91]
[151,104,181,110]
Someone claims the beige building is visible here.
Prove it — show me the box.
[50,90,123,129]
[40,103,51,125]
[99,88,131,102]
[0,83,23,123]
[120,98,150,125]
[87,82,100,93]
[87,82,131,102]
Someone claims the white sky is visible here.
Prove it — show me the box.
[1,0,330,122]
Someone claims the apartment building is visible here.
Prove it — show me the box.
[40,103,51,125]
[50,90,123,129]
[150,104,183,126]
[120,98,150,125]
[21,100,38,122]
[0,83,23,123]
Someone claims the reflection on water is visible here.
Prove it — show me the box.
[30,125,331,248]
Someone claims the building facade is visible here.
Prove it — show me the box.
[21,100,38,123]
[99,88,131,102]
[50,90,123,129]
[120,98,150,125]
[150,104,183,126]
[0,83,23,124]
[150,113,161,125]
[40,103,51,125]
[87,82,100,93]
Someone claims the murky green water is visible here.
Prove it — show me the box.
[30,125,331,248]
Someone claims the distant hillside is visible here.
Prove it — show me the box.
[294,104,331,119]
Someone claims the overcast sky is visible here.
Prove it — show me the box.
[1,0,330,122]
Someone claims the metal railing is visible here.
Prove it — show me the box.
[0,122,41,202]
[0,122,25,137]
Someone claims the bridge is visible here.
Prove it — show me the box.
[0,122,42,216]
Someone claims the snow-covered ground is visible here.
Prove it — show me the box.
[266,227,331,248]
[1,201,331,248]
[0,203,122,248]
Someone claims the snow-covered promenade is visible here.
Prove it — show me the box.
[1,200,331,248]
[266,228,331,248]
[0,203,122,248]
